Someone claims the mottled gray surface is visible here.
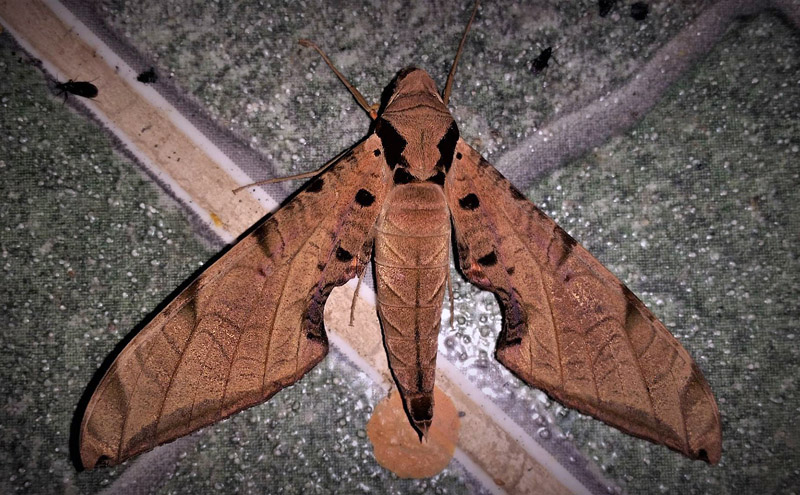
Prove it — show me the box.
[1,0,799,494]
[0,31,484,495]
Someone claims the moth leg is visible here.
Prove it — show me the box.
[349,232,376,326]
[298,39,377,120]
[349,267,365,327]
[447,267,455,330]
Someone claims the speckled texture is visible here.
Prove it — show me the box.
[2,0,799,493]
[0,32,483,495]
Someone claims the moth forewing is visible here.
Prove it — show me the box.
[444,139,722,463]
[78,136,391,468]
[79,0,722,471]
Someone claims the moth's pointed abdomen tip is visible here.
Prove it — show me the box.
[413,420,431,443]
[697,442,722,465]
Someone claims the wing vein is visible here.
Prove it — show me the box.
[469,169,567,391]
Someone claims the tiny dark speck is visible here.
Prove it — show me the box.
[137,67,158,83]
[307,178,324,193]
[507,266,515,276]
[459,193,480,210]
[373,149,381,156]
[456,152,463,160]
[630,2,648,20]
[599,0,616,17]
[336,247,354,262]
[355,189,375,207]
[477,252,497,267]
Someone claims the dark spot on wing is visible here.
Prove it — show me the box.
[477,252,497,267]
[316,262,326,271]
[509,183,527,201]
[459,193,480,210]
[393,167,414,184]
[555,228,577,266]
[336,247,353,262]
[373,149,381,156]
[435,121,460,172]
[307,177,324,193]
[456,152,463,160]
[375,118,407,169]
[506,266,515,276]
[355,189,375,207]
[621,284,637,302]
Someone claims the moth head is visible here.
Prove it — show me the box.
[375,68,460,181]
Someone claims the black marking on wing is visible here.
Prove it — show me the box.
[307,177,324,193]
[459,193,480,210]
[375,118,407,169]
[477,252,498,267]
[393,167,414,185]
[336,247,354,262]
[355,189,376,207]
[436,121,460,172]
[509,183,527,201]
[428,170,446,186]
[555,228,577,267]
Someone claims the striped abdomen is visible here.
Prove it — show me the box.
[374,182,450,436]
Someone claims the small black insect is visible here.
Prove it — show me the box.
[630,2,649,20]
[54,79,98,101]
[598,0,616,17]
[137,67,158,84]
[531,46,554,76]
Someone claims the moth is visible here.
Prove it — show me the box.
[54,78,98,101]
[78,2,722,470]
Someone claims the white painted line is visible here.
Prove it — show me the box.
[438,357,592,495]
[41,0,280,213]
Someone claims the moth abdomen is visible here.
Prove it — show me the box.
[374,183,450,438]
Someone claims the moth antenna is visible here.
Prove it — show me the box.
[442,0,480,106]
[232,147,351,194]
[232,169,321,193]
[299,39,377,120]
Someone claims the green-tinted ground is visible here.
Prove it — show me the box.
[1,1,798,493]
[0,33,480,494]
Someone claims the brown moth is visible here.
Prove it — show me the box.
[79,2,722,469]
